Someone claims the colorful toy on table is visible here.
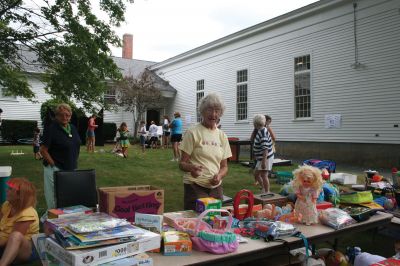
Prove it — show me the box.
[233,189,254,220]
[195,197,221,215]
[213,215,230,230]
[321,168,330,181]
[322,182,340,206]
[293,165,323,225]
[256,204,280,220]
[162,231,192,256]
[374,196,397,211]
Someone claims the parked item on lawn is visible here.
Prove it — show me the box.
[303,159,336,173]
[330,172,357,185]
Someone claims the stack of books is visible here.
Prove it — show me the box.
[44,212,160,265]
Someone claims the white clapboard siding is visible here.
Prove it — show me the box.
[155,0,400,144]
[0,76,51,128]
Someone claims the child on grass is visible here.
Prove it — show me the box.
[118,122,129,158]
[33,127,42,160]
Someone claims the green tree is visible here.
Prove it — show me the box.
[115,70,162,138]
[0,0,130,111]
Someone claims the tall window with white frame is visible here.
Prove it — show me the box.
[236,69,248,121]
[104,88,116,105]
[196,79,204,122]
[294,55,311,118]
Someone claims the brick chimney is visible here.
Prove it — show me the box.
[122,34,133,59]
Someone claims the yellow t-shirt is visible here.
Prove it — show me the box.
[0,201,39,242]
[179,124,232,188]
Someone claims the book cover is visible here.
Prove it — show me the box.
[134,213,163,234]
[67,224,145,243]
[48,205,93,219]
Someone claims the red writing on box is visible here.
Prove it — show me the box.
[113,193,162,222]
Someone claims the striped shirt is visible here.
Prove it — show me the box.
[253,127,273,161]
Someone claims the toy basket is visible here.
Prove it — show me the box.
[276,171,293,184]
[176,209,238,254]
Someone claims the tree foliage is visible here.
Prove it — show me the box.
[115,70,162,137]
[0,0,129,111]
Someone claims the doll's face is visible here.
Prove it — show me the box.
[300,170,314,187]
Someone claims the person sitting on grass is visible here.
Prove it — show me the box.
[0,178,39,266]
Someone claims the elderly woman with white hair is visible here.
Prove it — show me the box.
[179,93,232,210]
[40,103,81,209]
[253,114,274,194]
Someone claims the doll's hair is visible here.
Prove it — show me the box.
[292,165,323,190]
[7,177,37,212]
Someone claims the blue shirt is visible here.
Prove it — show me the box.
[42,122,81,170]
[170,118,183,135]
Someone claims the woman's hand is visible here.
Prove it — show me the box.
[210,174,221,186]
[261,160,267,170]
[190,165,203,178]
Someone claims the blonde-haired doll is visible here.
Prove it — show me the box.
[292,165,323,225]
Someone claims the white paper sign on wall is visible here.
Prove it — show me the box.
[325,114,341,129]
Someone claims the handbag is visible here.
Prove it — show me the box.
[174,209,238,254]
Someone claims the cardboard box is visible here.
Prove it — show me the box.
[99,253,153,266]
[45,230,161,266]
[163,210,198,227]
[48,205,93,219]
[222,204,262,217]
[98,186,164,222]
[46,252,154,266]
[195,197,221,214]
[253,193,289,207]
[162,231,192,256]
[330,173,357,185]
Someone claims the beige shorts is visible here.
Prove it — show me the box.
[255,156,274,171]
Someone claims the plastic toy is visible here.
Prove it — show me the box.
[233,189,254,220]
[293,165,323,225]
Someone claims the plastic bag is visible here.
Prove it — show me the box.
[319,208,356,230]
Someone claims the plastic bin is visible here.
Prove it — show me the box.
[276,171,293,184]
[0,166,12,204]
[228,138,239,162]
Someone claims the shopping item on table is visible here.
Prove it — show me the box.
[319,208,356,229]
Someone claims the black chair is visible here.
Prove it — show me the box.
[54,169,98,208]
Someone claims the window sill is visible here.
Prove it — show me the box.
[292,117,314,122]
[234,120,250,125]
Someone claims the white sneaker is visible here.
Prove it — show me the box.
[170,158,176,162]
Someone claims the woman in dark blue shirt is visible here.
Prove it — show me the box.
[40,103,81,209]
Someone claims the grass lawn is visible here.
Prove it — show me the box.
[0,144,396,265]
[0,144,295,216]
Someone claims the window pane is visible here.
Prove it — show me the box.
[294,56,311,118]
